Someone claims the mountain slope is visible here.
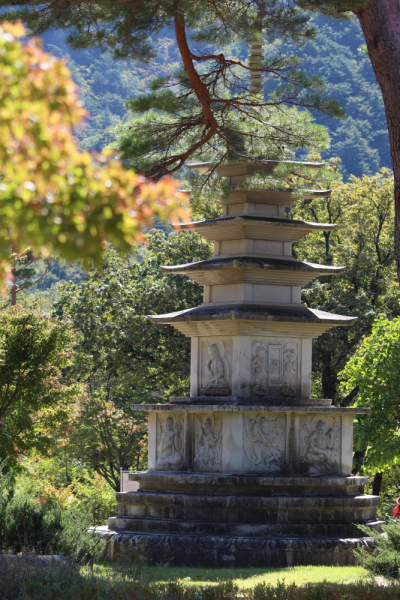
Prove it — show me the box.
[43,16,390,179]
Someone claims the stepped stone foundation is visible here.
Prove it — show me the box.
[98,159,381,567]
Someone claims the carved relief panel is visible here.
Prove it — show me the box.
[251,342,268,396]
[268,345,282,386]
[200,339,232,396]
[194,413,222,472]
[299,415,341,475]
[250,339,298,397]
[243,413,285,473]
[282,342,297,397]
[156,413,184,471]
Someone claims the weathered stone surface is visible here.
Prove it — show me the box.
[107,517,382,538]
[100,157,380,567]
[171,396,333,406]
[161,256,344,279]
[186,159,326,180]
[144,408,362,476]
[128,472,368,488]
[98,468,381,566]
[138,404,368,413]
[149,302,356,325]
[96,525,377,567]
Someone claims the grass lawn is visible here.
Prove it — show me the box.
[94,563,369,590]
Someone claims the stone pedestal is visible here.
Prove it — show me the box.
[145,405,361,477]
[99,159,380,566]
[102,472,378,567]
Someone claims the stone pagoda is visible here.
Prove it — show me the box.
[103,159,381,567]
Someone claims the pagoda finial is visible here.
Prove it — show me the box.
[248,26,263,95]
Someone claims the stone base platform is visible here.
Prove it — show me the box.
[96,526,376,567]
[170,396,334,407]
[100,472,381,567]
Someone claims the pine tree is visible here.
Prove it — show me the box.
[9,249,51,306]
[4,0,343,178]
[8,0,400,285]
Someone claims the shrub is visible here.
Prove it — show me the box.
[55,510,106,565]
[14,455,118,526]
[0,557,155,600]
[153,580,239,599]
[71,474,117,526]
[354,520,400,579]
[248,580,400,599]
[0,487,106,562]
[0,493,62,554]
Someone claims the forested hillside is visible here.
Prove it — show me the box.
[43,15,390,179]
[295,16,390,178]
[43,30,181,154]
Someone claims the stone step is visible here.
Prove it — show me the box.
[137,483,362,497]
[128,472,368,490]
[119,505,378,524]
[116,492,378,524]
[97,525,377,567]
[108,515,383,538]
[127,472,367,496]
[116,491,379,510]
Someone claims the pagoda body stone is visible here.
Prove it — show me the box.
[100,160,381,567]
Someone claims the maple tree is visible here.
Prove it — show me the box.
[60,393,147,492]
[53,232,212,489]
[0,306,76,467]
[0,20,187,280]
[6,0,400,287]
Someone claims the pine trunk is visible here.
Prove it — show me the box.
[11,285,17,306]
[11,267,17,306]
[356,0,400,283]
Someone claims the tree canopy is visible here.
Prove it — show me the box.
[339,317,400,473]
[51,232,212,489]
[4,1,344,178]
[292,167,399,402]
[42,19,390,179]
[0,306,76,467]
[0,20,187,278]
[9,0,400,289]
[54,232,212,402]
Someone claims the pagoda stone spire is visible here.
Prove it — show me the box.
[100,160,381,567]
[153,160,353,403]
[249,38,264,95]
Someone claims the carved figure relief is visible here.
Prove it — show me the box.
[250,339,298,397]
[243,414,285,473]
[268,345,282,385]
[201,341,230,396]
[156,414,184,470]
[251,343,268,396]
[282,342,297,397]
[194,414,222,472]
[300,416,340,475]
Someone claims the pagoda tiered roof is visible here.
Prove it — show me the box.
[150,158,353,337]
[187,159,326,177]
[161,256,344,286]
[221,188,331,206]
[150,303,355,325]
[177,215,336,243]
[149,303,356,338]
